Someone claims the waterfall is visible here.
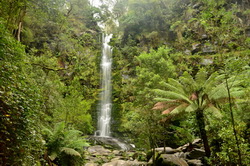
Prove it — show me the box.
[97,34,113,137]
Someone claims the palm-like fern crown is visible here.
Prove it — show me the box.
[42,122,89,161]
[153,69,243,117]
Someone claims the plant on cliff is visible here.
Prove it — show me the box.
[153,68,243,158]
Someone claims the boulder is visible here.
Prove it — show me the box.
[200,58,213,65]
[187,148,205,159]
[201,45,216,54]
[191,43,201,54]
[85,163,98,166]
[89,136,133,150]
[155,147,180,154]
[187,159,203,166]
[102,160,126,166]
[102,159,147,166]
[87,145,112,156]
[174,152,187,159]
[157,154,188,166]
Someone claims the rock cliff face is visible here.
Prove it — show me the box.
[85,138,206,166]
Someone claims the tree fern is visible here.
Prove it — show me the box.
[168,78,185,91]
[160,81,185,95]
[154,89,191,102]
[42,122,89,165]
[153,69,244,158]
[195,68,207,86]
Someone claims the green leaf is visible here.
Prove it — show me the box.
[61,147,81,157]
[170,103,189,115]
[154,89,191,103]
[185,103,198,113]
[161,81,185,95]
[49,152,58,161]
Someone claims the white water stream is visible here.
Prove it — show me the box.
[97,34,113,137]
[90,0,132,150]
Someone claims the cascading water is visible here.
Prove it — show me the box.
[90,0,133,150]
[97,34,113,137]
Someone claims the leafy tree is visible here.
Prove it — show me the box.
[0,19,43,165]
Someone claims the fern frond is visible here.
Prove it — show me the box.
[169,103,189,116]
[179,72,196,87]
[205,104,222,118]
[64,130,83,140]
[162,106,176,114]
[54,122,65,134]
[161,81,186,95]
[61,147,81,157]
[204,72,222,92]
[154,89,191,103]
[195,68,207,85]
[168,78,185,90]
[49,152,58,161]
[230,90,244,98]
[42,128,53,137]
[185,103,198,113]
[209,84,228,100]
[68,139,89,149]
[153,101,180,110]
[153,97,175,102]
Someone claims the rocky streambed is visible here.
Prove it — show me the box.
[84,138,206,166]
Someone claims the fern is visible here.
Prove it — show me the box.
[195,68,207,86]
[168,78,185,90]
[185,103,198,113]
[42,122,89,165]
[49,152,58,161]
[61,147,81,157]
[153,68,244,158]
[169,103,189,115]
[154,89,191,102]
[161,81,186,95]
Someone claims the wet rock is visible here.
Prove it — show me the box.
[202,45,216,54]
[187,159,203,166]
[174,152,187,159]
[102,159,147,166]
[201,34,209,40]
[157,154,188,166]
[187,148,206,159]
[184,49,191,55]
[155,147,180,154]
[89,136,133,150]
[85,163,98,166]
[88,145,112,156]
[102,160,126,166]
[192,43,201,54]
[112,150,121,156]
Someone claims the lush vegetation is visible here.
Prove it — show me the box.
[0,0,249,165]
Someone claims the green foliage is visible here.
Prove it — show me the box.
[153,68,245,157]
[0,19,44,165]
[42,122,89,166]
[1,0,250,165]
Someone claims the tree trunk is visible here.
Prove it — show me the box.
[225,77,242,166]
[17,21,22,42]
[195,109,211,157]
